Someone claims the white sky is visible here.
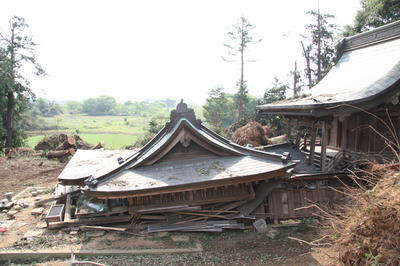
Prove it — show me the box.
[0,0,360,105]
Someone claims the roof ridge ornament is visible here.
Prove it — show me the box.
[176,99,188,113]
[168,99,202,130]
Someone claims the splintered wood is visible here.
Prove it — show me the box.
[47,179,346,233]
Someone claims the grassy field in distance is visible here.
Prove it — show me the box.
[26,133,139,150]
[25,114,164,149]
[25,105,203,150]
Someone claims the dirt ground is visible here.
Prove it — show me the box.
[0,156,66,196]
[0,156,332,265]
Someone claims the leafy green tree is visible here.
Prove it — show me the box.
[82,95,117,115]
[203,87,236,135]
[36,98,63,117]
[343,0,400,36]
[0,16,45,152]
[259,78,288,135]
[263,78,288,104]
[64,101,83,114]
[301,10,336,88]
[223,16,261,122]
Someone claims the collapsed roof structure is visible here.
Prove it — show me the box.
[258,20,400,174]
[45,21,400,232]
[49,101,324,231]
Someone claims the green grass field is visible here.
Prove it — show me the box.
[26,133,139,150]
[25,107,204,150]
[25,114,163,149]
[41,114,152,134]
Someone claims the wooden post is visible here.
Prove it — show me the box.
[287,119,292,140]
[64,194,72,222]
[295,121,301,147]
[340,119,347,152]
[308,121,317,165]
[320,121,328,172]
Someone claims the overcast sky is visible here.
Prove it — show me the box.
[0,0,361,105]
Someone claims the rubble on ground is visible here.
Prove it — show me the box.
[33,133,105,160]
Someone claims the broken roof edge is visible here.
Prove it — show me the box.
[59,100,296,187]
[84,164,296,199]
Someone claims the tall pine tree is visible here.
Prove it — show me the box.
[301,10,336,88]
[223,16,261,123]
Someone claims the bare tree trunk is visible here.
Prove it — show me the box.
[317,10,322,82]
[5,91,14,152]
[301,41,312,89]
[5,29,15,153]
[238,27,245,122]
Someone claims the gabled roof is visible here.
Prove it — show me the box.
[257,20,400,117]
[58,100,296,197]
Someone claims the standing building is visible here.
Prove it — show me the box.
[258,21,400,173]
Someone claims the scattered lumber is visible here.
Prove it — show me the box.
[34,133,106,161]
[46,148,76,159]
[34,189,81,207]
[239,180,279,216]
[48,215,133,229]
[147,220,245,233]
[49,181,286,232]
[79,225,127,232]
[55,135,76,151]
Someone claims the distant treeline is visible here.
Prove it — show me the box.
[30,96,178,117]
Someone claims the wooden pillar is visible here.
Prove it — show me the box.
[64,194,72,222]
[295,121,301,147]
[308,121,317,165]
[304,132,308,151]
[320,121,328,172]
[340,119,347,152]
[287,119,292,140]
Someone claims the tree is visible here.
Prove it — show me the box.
[0,16,45,152]
[203,87,236,135]
[65,101,83,114]
[259,78,289,135]
[290,61,303,97]
[301,10,336,88]
[343,0,400,36]
[82,95,117,115]
[36,98,63,117]
[223,16,261,122]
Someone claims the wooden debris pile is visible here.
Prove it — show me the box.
[44,181,288,233]
[34,134,104,160]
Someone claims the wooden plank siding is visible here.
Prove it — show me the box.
[265,186,345,221]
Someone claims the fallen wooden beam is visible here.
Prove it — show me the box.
[35,190,81,207]
[0,243,203,260]
[48,215,132,229]
[239,180,279,216]
[79,225,127,232]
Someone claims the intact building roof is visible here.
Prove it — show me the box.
[257,20,400,117]
[58,100,296,197]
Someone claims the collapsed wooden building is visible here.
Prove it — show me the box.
[46,21,400,233]
[258,20,400,175]
[47,100,345,232]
